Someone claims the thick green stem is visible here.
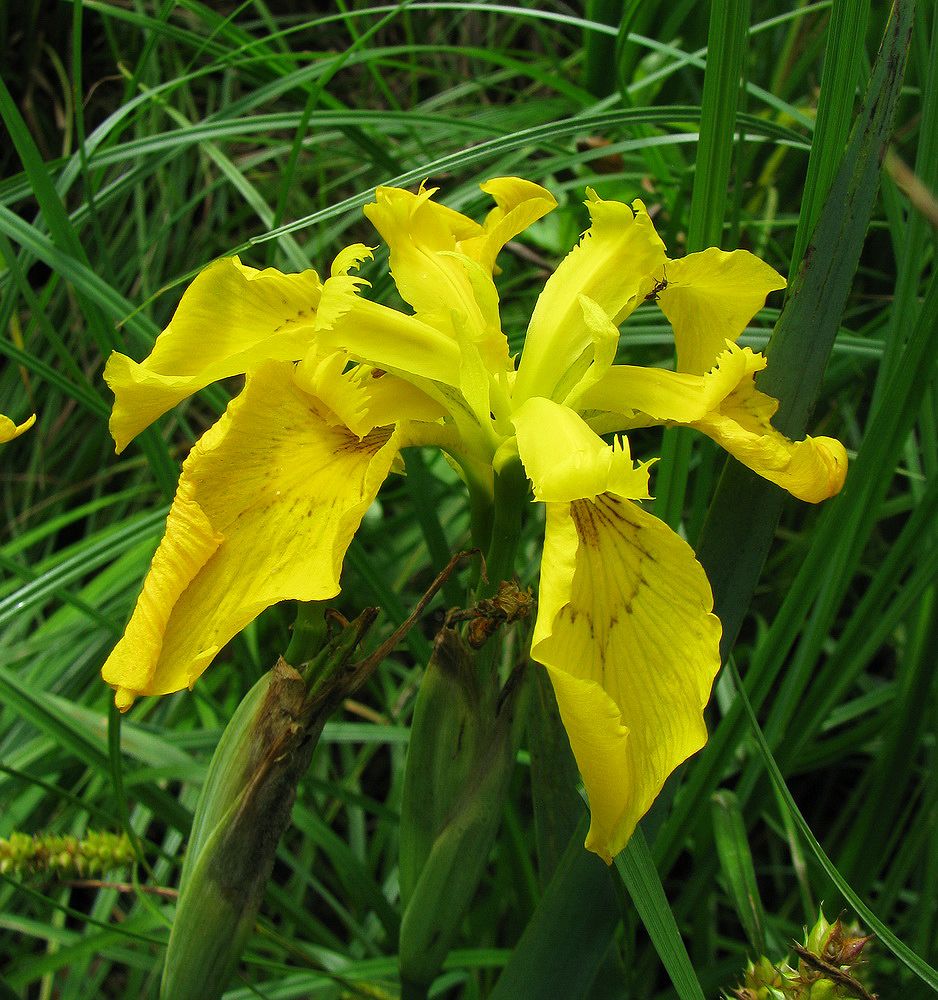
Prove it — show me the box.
[481,445,530,596]
[284,601,327,666]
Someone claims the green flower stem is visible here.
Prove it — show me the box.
[467,478,495,562]
[398,446,532,995]
[284,600,327,666]
[482,444,530,597]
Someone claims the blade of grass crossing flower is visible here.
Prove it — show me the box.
[744,279,937,820]
[707,270,938,882]
[684,0,751,253]
[728,661,938,992]
[614,826,706,1000]
[244,107,800,250]
[655,0,751,530]
[658,0,915,871]
[790,0,872,272]
[701,0,915,645]
[761,0,913,436]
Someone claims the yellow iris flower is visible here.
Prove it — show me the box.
[101,178,847,861]
[0,412,36,443]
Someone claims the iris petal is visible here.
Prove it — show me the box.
[656,247,786,374]
[513,396,652,503]
[532,495,721,861]
[0,412,36,443]
[579,344,847,503]
[101,361,399,709]
[514,193,666,403]
[364,186,509,371]
[105,257,322,452]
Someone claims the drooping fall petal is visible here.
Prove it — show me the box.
[101,361,399,710]
[531,494,721,861]
[513,193,666,404]
[692,347,848,502]
[576,344,847,503]
[0,412,36,443]
[105,257,322,452]
[655,247,786,374]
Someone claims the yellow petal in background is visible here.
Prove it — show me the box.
[574,341,761,427]
[513,194,667,403]
[532,495,721,862]
[656,247,786,374]
[0,412,36,443]
[105,257,322,452]
[357,370,448,428]
[324,296,464,387]
[575,364,710,425]
[513,396,652,503]
[294,353,447,436]
[101,361,399,709]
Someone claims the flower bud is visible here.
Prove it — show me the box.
[160,608,377,1000]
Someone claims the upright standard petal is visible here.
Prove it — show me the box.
[314,247,464,388]
[105,257,322,452]
[532,494,721,861]
[101,361,399,710]
[656,248,786,374]
[0,412,36,443]
[462,177,557,275]
[513,193,666,404]
[364,185,512,373]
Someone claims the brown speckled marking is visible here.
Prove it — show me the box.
[272,305,315,333]
[566,494,659,688]
[333,426,391,457]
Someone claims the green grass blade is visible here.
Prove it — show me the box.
[614,827,706,1000]
[711,790,766,955]
[660,0,915,871]
[655,0,751,529]
[729,661,938,991]
[488,813,621,1000]
[790,0,872,271]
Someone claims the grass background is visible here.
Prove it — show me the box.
[1,1,936,997]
